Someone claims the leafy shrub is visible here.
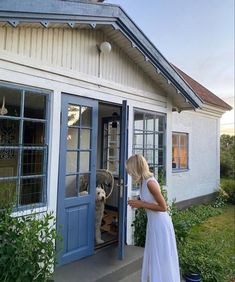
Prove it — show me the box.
[212,188,228,208]
[220,135,235,178]
[172,205,222,244]
[0,208,59,282]
[179,238,230,282]
[221,178,235,204]
[132,208,147,247]
[0,182,16,209]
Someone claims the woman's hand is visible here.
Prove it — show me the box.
[128,199,143,209]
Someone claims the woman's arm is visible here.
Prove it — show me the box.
[128,180,167,212]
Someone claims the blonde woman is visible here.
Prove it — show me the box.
[126,154,180,282]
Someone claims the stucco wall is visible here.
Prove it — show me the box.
[170,110,220,203]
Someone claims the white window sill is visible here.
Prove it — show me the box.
[12,206,48,217]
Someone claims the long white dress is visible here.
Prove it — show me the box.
[140,176,180,282]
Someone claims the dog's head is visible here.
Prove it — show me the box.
[96,186,106,203]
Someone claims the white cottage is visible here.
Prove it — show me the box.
[0,0,231,266]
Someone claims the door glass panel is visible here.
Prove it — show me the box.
[65,175,77,198]
[67,127,79,150]
[81,106,91,127]
[79,173,90,195]
[66,151,78,174]
[79,152,90,173]
[68,105,80,126]
[80,129,91,150]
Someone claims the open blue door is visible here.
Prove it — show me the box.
[118,100,128,260]
[57,94,98,265]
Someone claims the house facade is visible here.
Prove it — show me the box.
[0,0,231,266]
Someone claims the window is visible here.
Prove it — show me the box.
[133,110,166,187]
[172,132,188,170]
[0,83,49,210]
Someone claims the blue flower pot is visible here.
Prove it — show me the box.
[183,273,202,282]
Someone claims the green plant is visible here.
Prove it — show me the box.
[212,188,228,208]
[0,208,60,282]
[132,207,147,247]
[179,238,230,282]
[220,135,235,178]
[221,178,235,204]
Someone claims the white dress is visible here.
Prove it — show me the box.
[140,177,180,282]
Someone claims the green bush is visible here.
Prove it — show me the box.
[0,208,59,282]
[221,178,235,204]
[179,238,230,282]
[172,204,222,244]
[220,135,235,178]
[132,208,147,247]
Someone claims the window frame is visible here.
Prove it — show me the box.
[172,132,189,172]
[0,81,50,211]
[133,108,166,188]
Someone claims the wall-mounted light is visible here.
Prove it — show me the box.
[99,41,112,54]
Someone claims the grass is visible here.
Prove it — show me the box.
[188,205,235,281]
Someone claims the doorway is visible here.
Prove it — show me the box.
[57,95,128,266]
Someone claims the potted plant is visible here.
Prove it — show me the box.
[178,239,227,282]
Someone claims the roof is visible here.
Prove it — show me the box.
[0,0,203,110]
[172,65,232,111]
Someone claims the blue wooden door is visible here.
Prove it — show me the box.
[57,94,98,265]
[118,100,128,259]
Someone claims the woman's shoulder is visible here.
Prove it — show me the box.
[146,176,158,184]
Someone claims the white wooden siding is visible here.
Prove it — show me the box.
[0,26,165,98]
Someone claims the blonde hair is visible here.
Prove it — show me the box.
[126,154,153,183]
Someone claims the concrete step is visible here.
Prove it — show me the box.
[54,245,144,282]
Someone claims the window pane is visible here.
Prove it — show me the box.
[145,115,154,131]
[22,150,44,176]
[68,105,80,126]
[180,134,187,147]
[81,106,91,127]
[155,133,164,148]
[172,134,178,146]
[0,86,21,117]
[23,121,45,145]
[133,133,143,148]
[65,175,77,198]
[66,151,78,174]
[134,112,144,130]
[180,147,188,169]
[146,133,154,149]
[0,149,19,177]
[155,149,164,165]
[79,151,90,173]
[67,127,79,150]
[134,149,143,156]
[0,180,17,209]
[24,92,46,119]
[172,146,179,169]
[80,129,91,150]
[0,119,20,145]
[155,116,165,132]
[144,150,153,164]
[20,177,43,206]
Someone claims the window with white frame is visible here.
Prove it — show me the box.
[133,110,166,187]
[0,83,49,210]
[172,132,188,170]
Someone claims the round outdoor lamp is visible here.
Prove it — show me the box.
[99,41,112,54]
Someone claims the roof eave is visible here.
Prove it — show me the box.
[0,0,203,108]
